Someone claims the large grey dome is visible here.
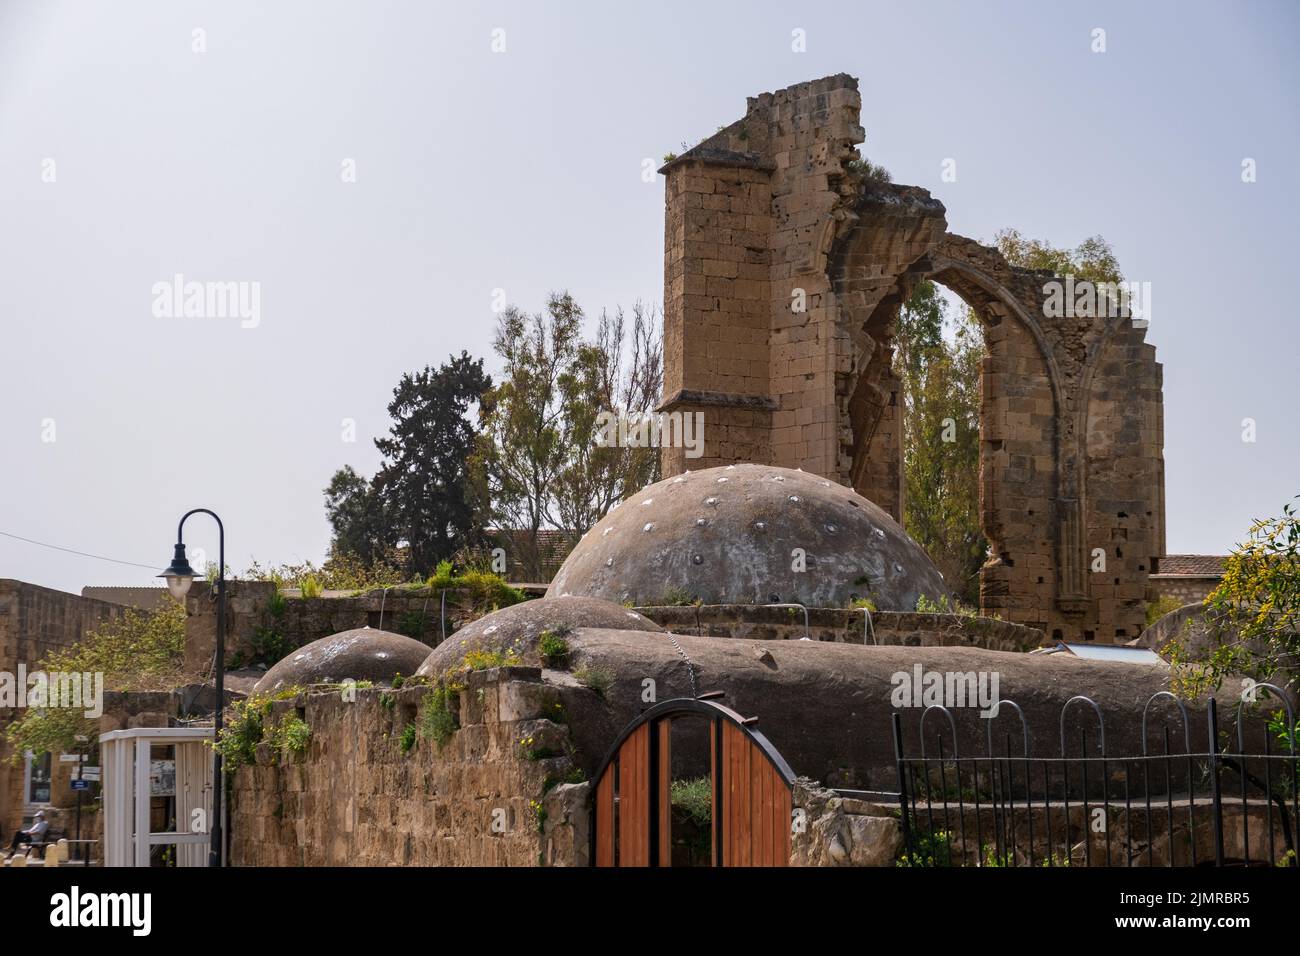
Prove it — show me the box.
[547,464,949,610]
[254,627,431,694]
[414,595,663,679]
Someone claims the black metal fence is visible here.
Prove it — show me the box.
[891,686,1298,867]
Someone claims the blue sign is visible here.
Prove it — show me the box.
[71,779,90,791]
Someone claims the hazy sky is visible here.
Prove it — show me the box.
[1,0,1296,594]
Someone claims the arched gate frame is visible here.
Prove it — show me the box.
[590,698,796,867]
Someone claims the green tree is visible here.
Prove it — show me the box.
[474,293,664,579]
[552,302,662,541]
[1167,497,1300,695]
[897,281,985,604]
[994,228,1122,285]
[473,294,582,580]
[323,465,391,568]
[372,352,492,577]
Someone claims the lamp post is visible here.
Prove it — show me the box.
[158,509,225,867]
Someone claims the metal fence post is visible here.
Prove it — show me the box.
[892,712,913,861]
[1207,697,1225,867]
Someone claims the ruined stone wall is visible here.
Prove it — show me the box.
[658,74,1165,642]
[1083,324,1166,641]
[229,667,589,867]
[181,582,492,676]
[634,605,1045,651]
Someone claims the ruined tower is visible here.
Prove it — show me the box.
[658,74,1165,642]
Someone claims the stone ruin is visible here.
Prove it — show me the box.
[657,74,1164,644]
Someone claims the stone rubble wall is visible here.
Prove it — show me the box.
[635,605,1046,652]
[182,581,491,676]
[229,667,589,867]
[1148,576,1219,607]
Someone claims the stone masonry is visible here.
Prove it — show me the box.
[230,667,590,866]
[658,75,1164,642]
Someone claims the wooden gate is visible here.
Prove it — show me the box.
[591,698,795,867]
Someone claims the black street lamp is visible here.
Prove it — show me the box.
[159,508,225,867]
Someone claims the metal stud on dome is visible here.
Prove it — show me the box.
[692,554,704,565]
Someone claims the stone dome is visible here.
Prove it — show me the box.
[415,595,662,679]
[254,627,432,694]
[547,463,949,611]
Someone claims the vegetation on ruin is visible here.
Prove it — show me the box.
[228,588,290,670]
[845,154,892,183]
[270,714,312,760]
[4,598,191,762]
[1167,495,1300,696]
[573,664,613,697]
[214,687,314,772]
[654,586,699,607]
[426,559,526,612]
[537,628,571,668]
[398,723,418,755]
[419,686,459,748]
[242,549,407,592]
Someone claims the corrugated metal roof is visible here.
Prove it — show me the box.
[1055,642,1165,664]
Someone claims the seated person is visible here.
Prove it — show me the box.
[5,809,49,859]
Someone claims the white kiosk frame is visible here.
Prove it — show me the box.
[100,727,215,867]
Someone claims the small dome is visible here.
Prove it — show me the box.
[254,627,431,694]
[547,463,949,610]
[415,595,662,679]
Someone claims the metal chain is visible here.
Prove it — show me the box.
[663,632,698,698]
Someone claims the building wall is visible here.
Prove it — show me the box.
[1149,576,1219,607]
[0,580,131,839]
